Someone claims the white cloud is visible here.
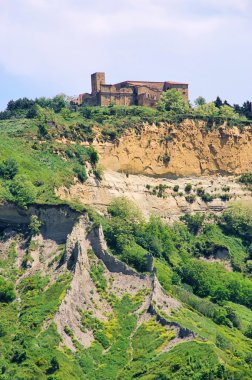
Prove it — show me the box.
[0,0,251,102]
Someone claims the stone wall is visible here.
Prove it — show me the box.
[80,73,189,107]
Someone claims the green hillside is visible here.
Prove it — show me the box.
[0,94,252,379]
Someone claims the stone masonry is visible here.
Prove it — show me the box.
[76,72,188,107]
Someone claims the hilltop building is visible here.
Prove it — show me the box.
[76,72,188,107]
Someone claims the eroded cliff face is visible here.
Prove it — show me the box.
[93,121,252,176]
[0,206,192,352]
[56,170,252,222]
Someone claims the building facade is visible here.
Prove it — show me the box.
[76,72,188,107]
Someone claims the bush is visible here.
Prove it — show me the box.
[74,166,87,183]
[38,123,48,137]
[201,193,214,203]
[184,183,192,193]
[105,197,144,252]
[239,173,252,185]
[121,242,149,272]
[173,185,179,192]
[29,215,42,236]
[245,324,252,339]
[181,213,205,235]
[196,187,205,197]
[0,276,16,303]
[88,147,99,166]
[0,159,19,180]
[185,195,196,204]
[93,165,103,181]
[7,176,36,208]
[220,193,231,202]
[221,202,252,243]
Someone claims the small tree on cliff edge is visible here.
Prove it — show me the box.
[157,88,190,115]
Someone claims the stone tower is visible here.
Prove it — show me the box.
[91,72,105,95]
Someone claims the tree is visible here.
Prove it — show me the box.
[8,176,36,208]
[214,96,223,108]
[234,100,252,119]
[194,96,206,107]
[157,89,190,114]
[194,102,219,118]
[219,104,241,120]
[29,215,42,236]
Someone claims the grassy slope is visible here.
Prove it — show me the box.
[0,119,73,204]
[0,111,252,379]
[1,239,250,380]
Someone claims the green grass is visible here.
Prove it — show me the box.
[0,117,99,206]
[226,301,252,332]
[201,224,248,271]
[154,258,174,292]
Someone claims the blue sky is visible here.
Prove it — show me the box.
[0,0,251,110]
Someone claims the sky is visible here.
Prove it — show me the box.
[0,0,251,110]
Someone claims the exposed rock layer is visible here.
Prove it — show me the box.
[93,121,252,176]
[56,170,252,222]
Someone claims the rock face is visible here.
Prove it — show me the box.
[0,204,79,243]
[93,121,252,176]
[56,170,252,222]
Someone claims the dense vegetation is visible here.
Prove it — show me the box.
[0,93,252,379]
[1,198,252,379]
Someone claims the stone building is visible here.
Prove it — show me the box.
[76,72,188,107]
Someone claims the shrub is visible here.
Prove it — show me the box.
[121,242,149,272]
[239,173,252,185]
[181,213,205,235]
[74,166,87,183]
[0,158,19,180]
[184,183,192,193]
[222,186,230,192]
[220,193,231,202]
[88,147,99,166]
[201,193,214,202]
[0,276,16,303]
[29,215,42,236]
[93,165,103,181]
[196,187,205,197]
[221,202,252,243]
[107,197,143,223]
[185,195,196,204]
[173,185,179,192]
[163,154,170,166]
[38,123,48,137]
[47,357,60,374]
[245,324,252,339]
[7,176,36,208]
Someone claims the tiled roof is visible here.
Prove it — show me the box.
[114,80,188,86]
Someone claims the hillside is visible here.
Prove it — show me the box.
[0,97,252,379]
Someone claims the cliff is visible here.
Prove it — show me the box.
[93,121,252,176]
[56,170,252,222]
